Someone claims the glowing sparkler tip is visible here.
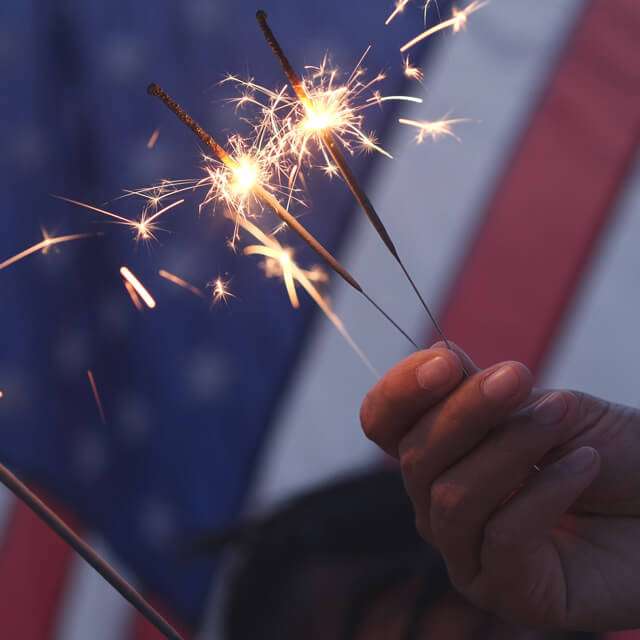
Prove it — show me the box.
[209,276,234,304]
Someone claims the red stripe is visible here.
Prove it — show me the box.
[437,0,640,375]
[0,495,78,639]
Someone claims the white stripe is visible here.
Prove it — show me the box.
[0,486,14,547]
[53,536,134,640]
[247,0,585,511]
[542,155,640,406]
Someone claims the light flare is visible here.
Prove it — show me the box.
[403,57,424,82]
[209,276,234,304]
[147,128,160,149]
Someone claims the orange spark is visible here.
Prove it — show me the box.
[403,57,424,82]
[209,276,234,304]
[385,0,410,25]
[398,116,469,142]
[401,0,487,52]
[123,280,144,311]
[120,267,156,309]
[0,230,98,271]
[87,370,106,425]
[158,269,204,298]
[147,128,160,149]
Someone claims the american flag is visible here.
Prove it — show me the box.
[1,1,639,638]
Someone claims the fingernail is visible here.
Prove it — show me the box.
[562,447,597,473]
[533,392,568,425]
[482,365,520,401]
[416,356,451,391]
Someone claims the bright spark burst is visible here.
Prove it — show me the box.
[385,0,411,25]
[226,50,423,177]
[403,57,424,82]
[401,0,487,52]
[209,276,234,304]
[120,267,156,309]
[158,269,204,298]
[56,196,184,243]
[87,370,106,425]
[398,116,469,142]
[0,228,98,271]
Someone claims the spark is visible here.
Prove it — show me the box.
[401,1,488,52]
[403,57,424,82]
[147,128,160,149]
[87,370,106,425]
[385,0,411,25]
[239,216,377,375]
[120,267,156,309]
[0,229,98,271]
[209,276,234,304]
[123,280,144,311]
[55,195,184,243]
[158,269,204,298]
[399,116,469,142]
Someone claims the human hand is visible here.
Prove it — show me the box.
[360,344,640,631]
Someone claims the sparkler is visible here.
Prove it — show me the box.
[255,10,453,351]
[87,369,107,425]
[159,269,205,299]
[0,229,99,272]
[403,57,424,82]
[401,0,487,52]
[0,463,183,640]
[120,267,157,309]
[147,82,418,349]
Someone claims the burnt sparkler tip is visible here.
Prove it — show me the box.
[256,9,268,21]
[147,83,161,96]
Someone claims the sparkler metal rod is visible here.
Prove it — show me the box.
[147,82,419,349]
[0,463,183,640]
[255,10,454,353]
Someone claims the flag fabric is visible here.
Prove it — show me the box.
[0,1,639,639]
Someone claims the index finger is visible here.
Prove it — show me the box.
[360,347,464,456]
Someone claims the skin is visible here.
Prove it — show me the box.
[360,343,640,632]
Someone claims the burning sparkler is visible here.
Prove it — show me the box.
[0,229,99,272]
[255,10,453,352]
[401,0,487,52]
[147,82,418,349]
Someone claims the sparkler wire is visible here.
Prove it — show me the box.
[255,10,454,354]
[147,82,418,349]
[0,463,183,640]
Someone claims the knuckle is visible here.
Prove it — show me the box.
[414,513,432,542]
[483,521,517,552]
[399,447,421,481]
[430,480,469,531]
